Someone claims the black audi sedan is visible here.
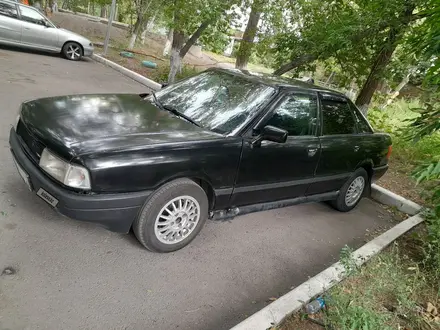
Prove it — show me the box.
[10,68,392,252]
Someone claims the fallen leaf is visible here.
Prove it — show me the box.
[268,297,277,301]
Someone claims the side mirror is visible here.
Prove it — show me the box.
[251,125,288,147]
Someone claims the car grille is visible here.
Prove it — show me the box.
[16,120,45,164]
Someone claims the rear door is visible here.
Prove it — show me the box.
[18,5,58,50]
[0,1,21,43]
[231,90,321,206]
[307,93,362,195]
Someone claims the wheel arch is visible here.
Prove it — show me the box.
[62,41,84,55]
[154,173,216,211]
[355,160,374,196]
[356,159,374,180]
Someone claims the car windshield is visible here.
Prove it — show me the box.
[153,71,276,135]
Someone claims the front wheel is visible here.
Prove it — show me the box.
[133,178,208,252]
[62,42,83,61]
[331,168,368,212]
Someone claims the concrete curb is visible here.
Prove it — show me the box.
[371,184,422,215]
[230,214,424,330]
[91,54,161,91]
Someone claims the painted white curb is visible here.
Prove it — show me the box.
[230,214,424,330]
[92,54,162,91]
[371,184,422,215]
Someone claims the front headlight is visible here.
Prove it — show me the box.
[39,148,91,190]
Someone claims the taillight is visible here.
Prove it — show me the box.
[386,145,392,159]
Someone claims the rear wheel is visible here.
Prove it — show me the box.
[133,178,208,252]
[331,168,368,212]
[62,42,82,61]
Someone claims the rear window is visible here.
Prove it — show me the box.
[0,1,18,18]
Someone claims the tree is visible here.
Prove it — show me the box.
[270,0,432,112]
[355,1,416,112]
[165,0,236,83]
[127,0,162,50]
[235,0,263,70]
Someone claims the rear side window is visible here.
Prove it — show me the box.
[348,101,373,133]
[0,1,18,18]
[321,99,356,135]
[266,93,318,136]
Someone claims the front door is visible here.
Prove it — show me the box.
[18,5,58,50]
[0,1,21,43]
[231,91,321,206]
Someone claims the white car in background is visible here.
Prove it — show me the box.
[0,0,93,60]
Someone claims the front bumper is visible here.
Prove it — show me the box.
[83,45,94,56]
[9,128,151,233]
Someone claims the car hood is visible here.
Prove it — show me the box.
[20,94,222,159]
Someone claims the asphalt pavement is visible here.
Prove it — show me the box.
[0,47,396,330]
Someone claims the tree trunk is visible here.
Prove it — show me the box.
[100,6,106,18]
[141,13,156,45]
[180,20,211,58]
[163,29,173,56]
[273,54,318,76]
[355,6,415,113]
[128,14,142,50]
[355,38,398,113]
[235,2,262,70]
[168,31,185,83]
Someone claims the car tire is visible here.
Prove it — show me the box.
[331,168,369,212]
[62,42,83,61]
[133,178,209,252]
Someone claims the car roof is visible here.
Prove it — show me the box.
[208,67,346,98]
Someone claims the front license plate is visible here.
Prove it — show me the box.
[37,188,59,207]
[12,156,32,191]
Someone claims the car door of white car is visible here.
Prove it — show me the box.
[0,1,22,44]
[18,5,58,51]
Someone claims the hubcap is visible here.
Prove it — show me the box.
[345,176,365,207]
[66,45,81,60]
[154,196,200,245]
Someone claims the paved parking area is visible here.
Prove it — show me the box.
[0,47,395,330]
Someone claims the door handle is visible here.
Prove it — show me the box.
[24,27,30,30]
[307,148,318,157]
[354,145,360,152]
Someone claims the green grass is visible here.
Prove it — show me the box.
[322,242,439,330]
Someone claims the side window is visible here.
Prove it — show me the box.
[19,6,46,25]
[348,101,373,133]
[265,94,318,136]
[321,99,356,135]
[0,2,18,18]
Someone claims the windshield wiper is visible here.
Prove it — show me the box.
[151,92,201,128]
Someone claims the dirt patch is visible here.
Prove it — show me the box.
[377,158,425,205]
